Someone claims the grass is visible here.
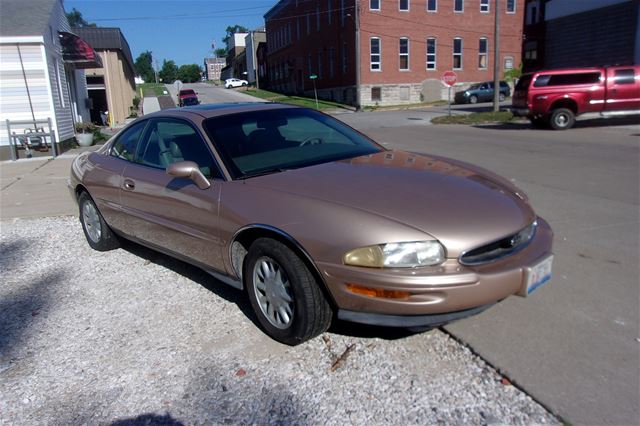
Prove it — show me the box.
[431,111,515,125]
[137,83,167,97]
[243,88,351,111]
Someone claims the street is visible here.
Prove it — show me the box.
[1,86,638,425]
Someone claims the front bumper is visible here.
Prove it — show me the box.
[318,218,553,321]
[338,303,493,327]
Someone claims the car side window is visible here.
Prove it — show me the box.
[136,118,222,179]
[110,121,147,161]
[614,69,635,85]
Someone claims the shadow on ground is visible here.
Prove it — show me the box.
[472,115,640,132]
[119,239,421,343]
[0,238,65,360]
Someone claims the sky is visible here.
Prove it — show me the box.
[65,0,275,67]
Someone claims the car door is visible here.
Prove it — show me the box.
[87,120,148,232]
[483,83,493,102]
[606,67,640,111]
[119,117,226,271]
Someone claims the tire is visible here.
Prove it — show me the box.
[242,82,247,87]
[244,238,332,345]
[78,192,120,251]
[469,95,478,104]
[549,108,575,130]
[499,93,506,102]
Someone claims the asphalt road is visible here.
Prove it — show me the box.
[165,82,262,106]
[149,85,638,424]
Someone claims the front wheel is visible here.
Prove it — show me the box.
[244,238,332,345]
[78,192,120,251]
[242,82,247,87]
[469,95,478,104]
[550,108,575,130]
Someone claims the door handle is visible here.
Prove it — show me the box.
[123,179,135,191]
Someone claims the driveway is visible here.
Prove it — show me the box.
[165,82,262,105]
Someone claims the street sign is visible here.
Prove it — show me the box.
[441,71,458,87]
[173,80,183,92]
[309,74,318,80]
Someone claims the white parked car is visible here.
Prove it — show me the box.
[224,78,248,89]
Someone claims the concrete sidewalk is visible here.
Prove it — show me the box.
[0,146,100,220]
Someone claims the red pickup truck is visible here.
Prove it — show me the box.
[512,66,640,130]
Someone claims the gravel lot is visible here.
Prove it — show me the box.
[0,216,558,425]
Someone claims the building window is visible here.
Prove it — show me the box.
[427,0,437,12]
[504,56,514,70]
[478,37,488,69]
[329,46,335,77]
[426,37,436,70]
[306,13,311,34]
[54,58,66,108]
[341,0,346,26]
[317,5,321,31]
[328,0,333,24]
[399,37,409,70]
[370,0,380,10]
[506,0,516,13]
[480,0,489,13]
[318,52,323,78]
[370,37,381,71]
[399,0,409,11]
[308,54,313,76]
[297,18,301,39]
[342,42,348,73]
[453,37,462,69]
[371,87,382,102]
[454,0,463,12]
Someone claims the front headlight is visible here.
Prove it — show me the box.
[343,241,445,268]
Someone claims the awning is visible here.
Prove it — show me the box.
[58,31,103,69]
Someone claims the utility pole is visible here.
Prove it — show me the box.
[354,0,361,111]
[154,59,159,84]
[492,0,501,112]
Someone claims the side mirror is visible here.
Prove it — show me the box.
[166,161,210,189]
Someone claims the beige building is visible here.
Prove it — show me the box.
[73,27,136,126]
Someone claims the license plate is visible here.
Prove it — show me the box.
[520,255,553,297]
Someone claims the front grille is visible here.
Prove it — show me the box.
[460,221,537,266]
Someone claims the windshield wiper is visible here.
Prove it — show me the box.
[238,167,291,180]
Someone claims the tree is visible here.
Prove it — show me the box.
[134,51,155,83]
[159,60,178,84]
[214,48,227,58]
[66,8,97,28]
[222,25,249,49]
[177,64,202,83]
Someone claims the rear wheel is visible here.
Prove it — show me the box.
[469,95,478,104]
[549,108,575,130]
[499,93,506,102]
[244,238,332,345]
[78,192,120,251]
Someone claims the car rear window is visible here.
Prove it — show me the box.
[534,72,601,87]
[515,74,532,91]
[180,89,195,95]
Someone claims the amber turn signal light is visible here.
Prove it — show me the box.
[346,283,411,300]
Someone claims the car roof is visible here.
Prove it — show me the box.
[143,102,300,119]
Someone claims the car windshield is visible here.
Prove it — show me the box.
[203,108,383,179]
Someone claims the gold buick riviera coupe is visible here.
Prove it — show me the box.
[69,103,553,345]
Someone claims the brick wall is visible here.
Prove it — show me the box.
[264,0,524,106]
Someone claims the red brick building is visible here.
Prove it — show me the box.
[265,0,524,106]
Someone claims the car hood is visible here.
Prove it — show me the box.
[244,150,536,257]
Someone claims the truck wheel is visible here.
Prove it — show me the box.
[550,108,575,130]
